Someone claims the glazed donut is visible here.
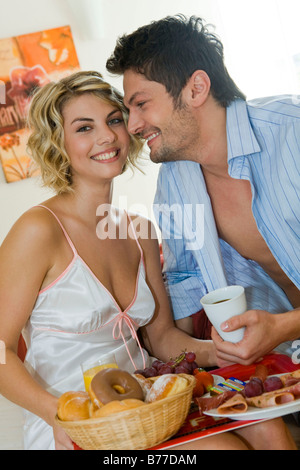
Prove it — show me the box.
[91,399,146,418]
[89,368,144,407]
[146,374,188,403]
[57,391,91,421]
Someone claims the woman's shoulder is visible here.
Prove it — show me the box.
[2,201,62,251]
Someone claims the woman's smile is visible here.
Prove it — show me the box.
[90,148,120,162]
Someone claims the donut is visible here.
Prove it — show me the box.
[146,374,188,403]
[89,368,144,407]
[57,391,91,421]
[91,399,146,418]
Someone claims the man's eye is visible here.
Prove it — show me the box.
[137,101,146,108]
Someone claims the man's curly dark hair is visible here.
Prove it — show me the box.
[106,15,246,107]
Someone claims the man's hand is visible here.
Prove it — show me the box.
[211,309,280,366]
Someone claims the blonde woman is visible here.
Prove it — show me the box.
[0,71,295,450]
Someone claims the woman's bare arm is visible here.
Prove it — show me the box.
[139,219,216,368]
[0,210,72,448]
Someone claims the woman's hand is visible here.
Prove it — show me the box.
[53,420,74,450]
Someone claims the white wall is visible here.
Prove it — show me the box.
[0,0,300,242]
[213,0,300,99]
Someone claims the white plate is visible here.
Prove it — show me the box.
[204,373,300,421]
[203,398,300,421]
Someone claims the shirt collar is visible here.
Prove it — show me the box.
[226,99,261,161]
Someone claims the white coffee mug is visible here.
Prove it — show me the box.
[200,285,247,343]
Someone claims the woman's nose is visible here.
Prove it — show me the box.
[96,126,116,145]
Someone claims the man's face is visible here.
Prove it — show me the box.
[123,69,199,163]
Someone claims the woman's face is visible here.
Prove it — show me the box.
[62,93,130,185]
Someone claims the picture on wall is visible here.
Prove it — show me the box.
[0,25,80,183]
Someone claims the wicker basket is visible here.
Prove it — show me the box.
[55,373,195,450]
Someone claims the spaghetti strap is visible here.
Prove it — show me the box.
[35,204,77,256]
[126,212,144,258]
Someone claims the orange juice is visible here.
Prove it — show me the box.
[83,363,118,391]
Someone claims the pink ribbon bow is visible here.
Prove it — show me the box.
[112,311,146,370]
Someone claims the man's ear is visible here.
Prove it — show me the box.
[183,70,211,107]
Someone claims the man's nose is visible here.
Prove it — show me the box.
[127,111,144,136]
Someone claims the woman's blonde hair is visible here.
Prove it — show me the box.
[27,70,143,194]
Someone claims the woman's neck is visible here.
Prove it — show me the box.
[58,179,114,226]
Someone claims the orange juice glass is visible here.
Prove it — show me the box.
[81,353,118,391]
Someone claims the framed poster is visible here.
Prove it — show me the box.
[0,25,80,183]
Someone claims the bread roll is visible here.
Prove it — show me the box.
[146,374,188,403]
[91,398,146,418]
[133,373,153,398]
[57,391,91,421]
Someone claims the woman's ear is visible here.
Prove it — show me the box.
[183,70,211,107]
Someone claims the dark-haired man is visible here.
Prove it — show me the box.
[106,15,300,367]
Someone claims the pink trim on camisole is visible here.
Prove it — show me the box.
[34,204,147,369]
[36,205,145,297]
[36,205,77,256]
[36,205,77,295]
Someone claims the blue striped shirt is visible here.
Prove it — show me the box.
[153,97,300,354]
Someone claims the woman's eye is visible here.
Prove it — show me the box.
[76,125,92,133]
[108,117,124,126]
[137,101,146,108]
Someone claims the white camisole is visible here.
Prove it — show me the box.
[22,205,155,449]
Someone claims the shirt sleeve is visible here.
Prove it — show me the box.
[161,242,208,320]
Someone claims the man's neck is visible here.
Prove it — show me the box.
[196,100,228,177]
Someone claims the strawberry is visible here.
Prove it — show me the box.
[193,368,214,393]
[193,377,205,398]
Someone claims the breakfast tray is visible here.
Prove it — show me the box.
[151,353,299,450]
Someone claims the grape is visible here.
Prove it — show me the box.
[143,367,158,378]
[263,376,283,392]
[244,378,264,397]
[166,361,175,368]
[174,365,190,374]
[158,364,174,375]
[151,360,164,371]
[178,359,193,374]
[190,361,199,372]
[135,351,201,377]
[185,352,196,363]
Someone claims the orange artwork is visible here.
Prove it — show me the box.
[0,26,80,183]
